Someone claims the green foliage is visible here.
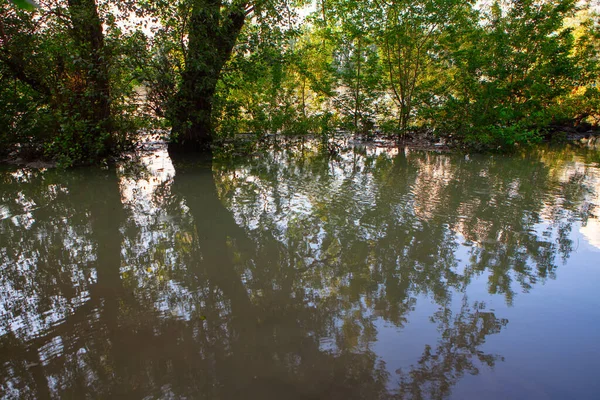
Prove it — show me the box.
[421,0,593,149]
[1,0,599,162]
[9,0,37,11]
[378,0,473,137]
[0,0,146,165]
[464,123,542,150]
[210,0,597,150]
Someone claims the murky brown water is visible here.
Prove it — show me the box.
[1,139,599,399]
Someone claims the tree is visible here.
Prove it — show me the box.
[312,0,382,135]
[378,0,471,138]
[145,0,304,152]
[438,0,580,147]
[65,0,112,144]
[9,0,38,11]
[1,0,599,159]
[213,16,308,138]
[166,1,249,152]
[0,0,142,165]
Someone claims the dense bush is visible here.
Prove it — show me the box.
[0,1,147,166]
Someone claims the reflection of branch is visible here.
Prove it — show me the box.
[395,300,507,400]
[2,291,98,357]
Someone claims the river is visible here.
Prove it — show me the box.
[1,138,599,399]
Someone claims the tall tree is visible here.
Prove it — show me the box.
[379,0,469,138]
[146,0,305,152]
[66,0,112,143]
[326,0,382,134]
[167,0,249,152]
[441,0,579,147]
[0,0,141,165]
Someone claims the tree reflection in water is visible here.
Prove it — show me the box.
[0,140,597,399]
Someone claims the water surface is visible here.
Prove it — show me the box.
[1,140,599,399]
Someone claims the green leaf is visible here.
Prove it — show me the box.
[10,0,39,11]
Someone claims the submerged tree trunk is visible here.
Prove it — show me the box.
[168,1,247,153]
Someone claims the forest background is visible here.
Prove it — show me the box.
[1,0,599,166]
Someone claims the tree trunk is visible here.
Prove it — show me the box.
[168,1,247,153]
